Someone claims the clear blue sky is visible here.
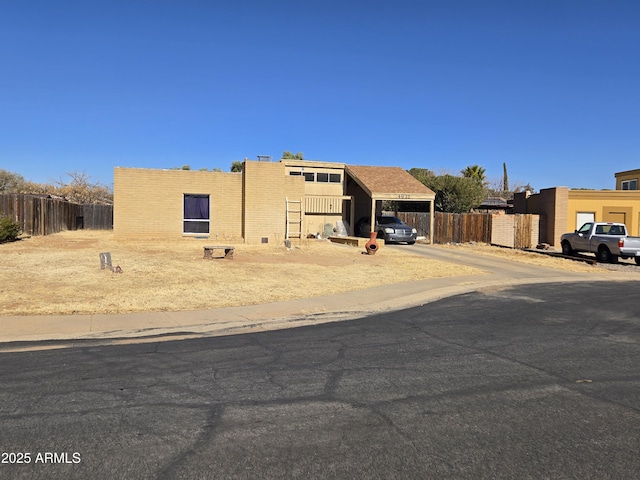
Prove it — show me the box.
[1,0,638,191]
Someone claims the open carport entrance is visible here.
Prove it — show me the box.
[344,165,436,243]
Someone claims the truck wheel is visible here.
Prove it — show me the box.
[561,241,574,256]
[597,247,617,263]
[635,257,640,266]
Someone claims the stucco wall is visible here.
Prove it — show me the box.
[514,187,640,245]
[568,190,640,236]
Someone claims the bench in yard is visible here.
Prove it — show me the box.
[203,246,235,259]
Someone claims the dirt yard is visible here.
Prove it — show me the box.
[0,231,611,316]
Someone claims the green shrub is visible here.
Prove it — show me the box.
[0,216,21,243]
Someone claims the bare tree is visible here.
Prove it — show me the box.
[53,171,113,204]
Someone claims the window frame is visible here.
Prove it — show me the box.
[183,193,210,235]
[622,179,638,190]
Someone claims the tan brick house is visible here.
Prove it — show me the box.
[114,159,435,244]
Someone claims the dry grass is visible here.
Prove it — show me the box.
[1,231,482,316]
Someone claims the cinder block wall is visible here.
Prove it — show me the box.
[491,214,540,248]
[547,187,568,247]
[513,187,568,247]
[512,191,528,213]
[243,161,305,244]
[491,214,515,248]
[531,215,540,246]
[114,167,243,240]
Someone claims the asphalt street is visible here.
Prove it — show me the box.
[1,281,639,479]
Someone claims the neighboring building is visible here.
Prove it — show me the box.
[615,169,640,191]
[114,159,435,244]
[474,196,512,213]
[514,182,640,247]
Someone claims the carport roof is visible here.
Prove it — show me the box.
[345,165,435,200]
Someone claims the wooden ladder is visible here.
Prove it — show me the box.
[286,197,303,239]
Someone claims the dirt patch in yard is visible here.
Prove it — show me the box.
[1,232,623,316]
[1,231,482,316]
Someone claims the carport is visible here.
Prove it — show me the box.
[345,165,436,243]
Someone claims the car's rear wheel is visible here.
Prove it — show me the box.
[597,246,617,263]
[634,257,640,266]
[407,241,415,245]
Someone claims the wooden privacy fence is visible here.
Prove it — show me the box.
[80,203,113,230]
[396,211,539,247]
[434,212,493,244]
[0,194,113,236]
[395,212,431,238]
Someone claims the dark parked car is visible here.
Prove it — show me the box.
[355,216,417,244]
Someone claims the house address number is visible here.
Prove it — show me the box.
[397,194,411,199]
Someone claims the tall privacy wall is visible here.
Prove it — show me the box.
[0,194,113,235]
[491,213,540,248]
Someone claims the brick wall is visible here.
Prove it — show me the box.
[115,163,336,244]
[512,187,567,246]
[491,214,515,248]
[243,161,307,244]
[530,187,569,247]
[491,214,540,248]
[114,167,243,240]
[531,215,540,247]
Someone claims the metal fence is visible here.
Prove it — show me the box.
[0,194,113,236]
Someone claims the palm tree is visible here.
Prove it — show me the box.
[461,165,487,184]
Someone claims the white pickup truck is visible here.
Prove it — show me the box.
[560,222,640,264]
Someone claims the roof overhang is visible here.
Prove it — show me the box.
[345,165,435,201]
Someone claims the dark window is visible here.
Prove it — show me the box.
[303,172,314,182]
[622,179,638,190]
[316,173,329,182]
[329,173,341,183]
[289,171,302,176]
[183,194,210,234]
